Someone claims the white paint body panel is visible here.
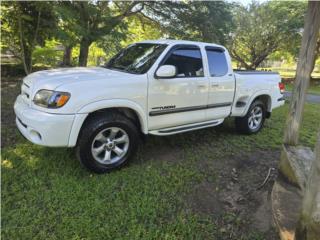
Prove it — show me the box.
[231,72,284,117]
[14,39,285,147]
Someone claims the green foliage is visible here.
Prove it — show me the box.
[69,43,107,67]
[124,16,162,43]
[271,1,307,58]
[95,15,164,63]
[32,39,63,67]
[144,1,233,45]
[0,0,311,70]
[95,27,128,61]
[87,43,107,66]
[229,1,306,70]
[1,1,57,73]
[96,15,164,62]
[268,50,296,64]
[56,1,144,66]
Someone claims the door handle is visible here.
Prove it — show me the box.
[211,84,219,87]
[197,84,206,88]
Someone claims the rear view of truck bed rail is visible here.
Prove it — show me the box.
[234,70,278,75]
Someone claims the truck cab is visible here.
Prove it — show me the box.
[144,40,235,134]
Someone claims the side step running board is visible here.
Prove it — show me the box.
[149,119,224,136]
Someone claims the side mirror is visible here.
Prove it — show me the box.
[155,65,177,79]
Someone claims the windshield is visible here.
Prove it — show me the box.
[104,43,167,74]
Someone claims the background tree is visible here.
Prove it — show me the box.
[1,0,317,75]
[229,1,306,70]
[58,1,144,67]
[1,1,56,74]
[54,2,79,67]
[97,14,163,62]
[143,1,233,45]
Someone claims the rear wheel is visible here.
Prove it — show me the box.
[76,111,140,173]
[235,100,266,134]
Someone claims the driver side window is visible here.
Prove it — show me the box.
[162,47,204,77]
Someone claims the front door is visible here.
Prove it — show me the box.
[147,45,209,130]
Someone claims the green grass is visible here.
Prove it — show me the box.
[285,83,320,95]
[279,71,320,79]
[2,103,320,239]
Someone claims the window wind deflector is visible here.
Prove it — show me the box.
[205,46,225,52]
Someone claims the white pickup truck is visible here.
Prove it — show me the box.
[14,39,285,173]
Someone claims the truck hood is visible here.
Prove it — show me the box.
[23,67,132,92]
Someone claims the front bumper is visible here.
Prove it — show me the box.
[14,95,75,147]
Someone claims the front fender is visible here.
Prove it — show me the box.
[68,99,148,147]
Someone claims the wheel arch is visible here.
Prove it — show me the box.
[254,94,272,111]
[68,99,148,147]
[245,91,272,117]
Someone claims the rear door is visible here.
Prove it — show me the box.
[205,47,235,120]
[147,45,209,130]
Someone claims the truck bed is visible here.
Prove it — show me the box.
[231,70,284,117]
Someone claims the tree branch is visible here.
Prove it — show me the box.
[230,50,252,69]
[138,11,161,26]
[18,14,29,75]
[114,1,144,19]
[29,9,42,73]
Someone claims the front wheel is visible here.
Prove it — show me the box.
[235,100,266,134]
[76,112,140,173]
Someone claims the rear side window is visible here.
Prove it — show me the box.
[206,49,228,77]
[163,47,204,77]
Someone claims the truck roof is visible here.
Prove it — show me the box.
[138,39,225,49]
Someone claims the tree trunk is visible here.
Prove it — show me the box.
[23,48,32,74]
[78,39,91,67]
[18,8,41,75]
[283,2,320,146]
[62,45,73,66]
[295,132,320,240]
[18,15,29,75]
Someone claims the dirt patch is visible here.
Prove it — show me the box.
[187,180,224,216]
[187,150,280,239]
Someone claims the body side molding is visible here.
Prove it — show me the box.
[149,102,232,116]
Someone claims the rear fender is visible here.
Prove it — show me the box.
[233,90,272,117]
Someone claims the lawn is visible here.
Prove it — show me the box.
[269,68,320,79]
[2,77,320,240]
[279,70,320,79]
[285,83,320,95]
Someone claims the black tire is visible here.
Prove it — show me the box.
[76,111,140,173]
[235,100,266,134]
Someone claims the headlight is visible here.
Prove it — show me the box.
[33,90,70,108]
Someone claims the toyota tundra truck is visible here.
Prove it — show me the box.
[14,39,285,173]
